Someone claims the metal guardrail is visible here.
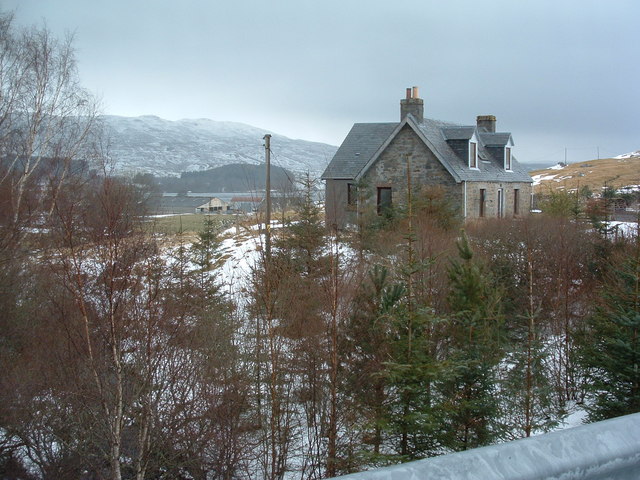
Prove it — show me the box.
[329,413,640,480]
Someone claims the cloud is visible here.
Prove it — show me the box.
[4,0,639,161]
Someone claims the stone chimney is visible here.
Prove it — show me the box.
[476,115,496,133]
[400,86,424,122]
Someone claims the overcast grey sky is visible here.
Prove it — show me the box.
[4,0,639,164]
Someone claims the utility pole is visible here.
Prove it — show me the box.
[264,134,272,259]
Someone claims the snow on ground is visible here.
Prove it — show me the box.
[618,184,640,194]
[604,221,639,238]
[217,225,263,303]
[560,403,588,429]
[530,163,577,185]
[531,173,560,186]
[614,150,640,159]
[549,163,566,170]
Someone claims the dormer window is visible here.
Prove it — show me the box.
[469,141,478,169]
[505,147,512,171]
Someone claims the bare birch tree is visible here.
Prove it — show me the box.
[0,12,98,237]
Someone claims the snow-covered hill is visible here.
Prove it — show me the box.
[99,115,337,178]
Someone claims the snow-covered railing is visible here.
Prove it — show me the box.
[329,413,640,480]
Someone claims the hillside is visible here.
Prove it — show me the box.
[99,115,337,178]
[154,163,295,193]
[530,151,640,194]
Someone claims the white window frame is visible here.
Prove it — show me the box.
[469,134,479,170]
[504,138,514,171]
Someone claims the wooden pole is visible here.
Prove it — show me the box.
[264,134,272,258]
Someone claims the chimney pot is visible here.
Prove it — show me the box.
[406,87,412,99]
[412,86,419,99]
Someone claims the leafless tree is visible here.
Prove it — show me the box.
[0,12,98,238]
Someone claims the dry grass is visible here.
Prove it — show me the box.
[530,156,640,194]
[144,213,251,236]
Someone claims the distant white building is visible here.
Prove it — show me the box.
[195,197,230,213]
[230,195,263,213]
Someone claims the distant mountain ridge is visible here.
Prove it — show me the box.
[154,163,295,193]
[99,115,337,178]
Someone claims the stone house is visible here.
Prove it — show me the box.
[321,87,533,228]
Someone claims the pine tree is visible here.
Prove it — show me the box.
[277,174,325,276]
[499,312,560,437]
[439,232,504,451]
[344,265,402,463]
[491,225,561,438]
[381,200,442,461]
[191,215,220,271]
[382,304,442,460]
[578,235,640,421]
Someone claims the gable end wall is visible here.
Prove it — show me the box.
[359,124,462,213]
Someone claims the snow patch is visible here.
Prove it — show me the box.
[532,173,559,186]
[603,221,639,238]
[549,163,566,170]
[614,150,640,159]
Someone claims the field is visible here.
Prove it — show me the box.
[145,213,241,236]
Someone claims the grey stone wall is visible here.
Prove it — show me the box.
[359,124,462,216]
[464,181,532,219]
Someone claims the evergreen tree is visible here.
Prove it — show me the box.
[439,232,504,450]
[278,174,325,276]
[382,209,442,461]
[383,304,442,460]
[344,265,403,463]
[499,312,560,438]
[191,215,220,271]
[578,237,640,421]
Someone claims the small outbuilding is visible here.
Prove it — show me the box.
[196,197,230,213]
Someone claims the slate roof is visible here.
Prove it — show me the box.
[479,132,512,146]
[321,115,532,184]
[442,126,476,141]
[320,122,398,179]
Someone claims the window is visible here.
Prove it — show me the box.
[377,187,392,215]
[505,147,512,170]
[513,188,519,215]
[469,142,477,168]
[479,188,486,217]
[347,183,357,206]
[497,189,503,218]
